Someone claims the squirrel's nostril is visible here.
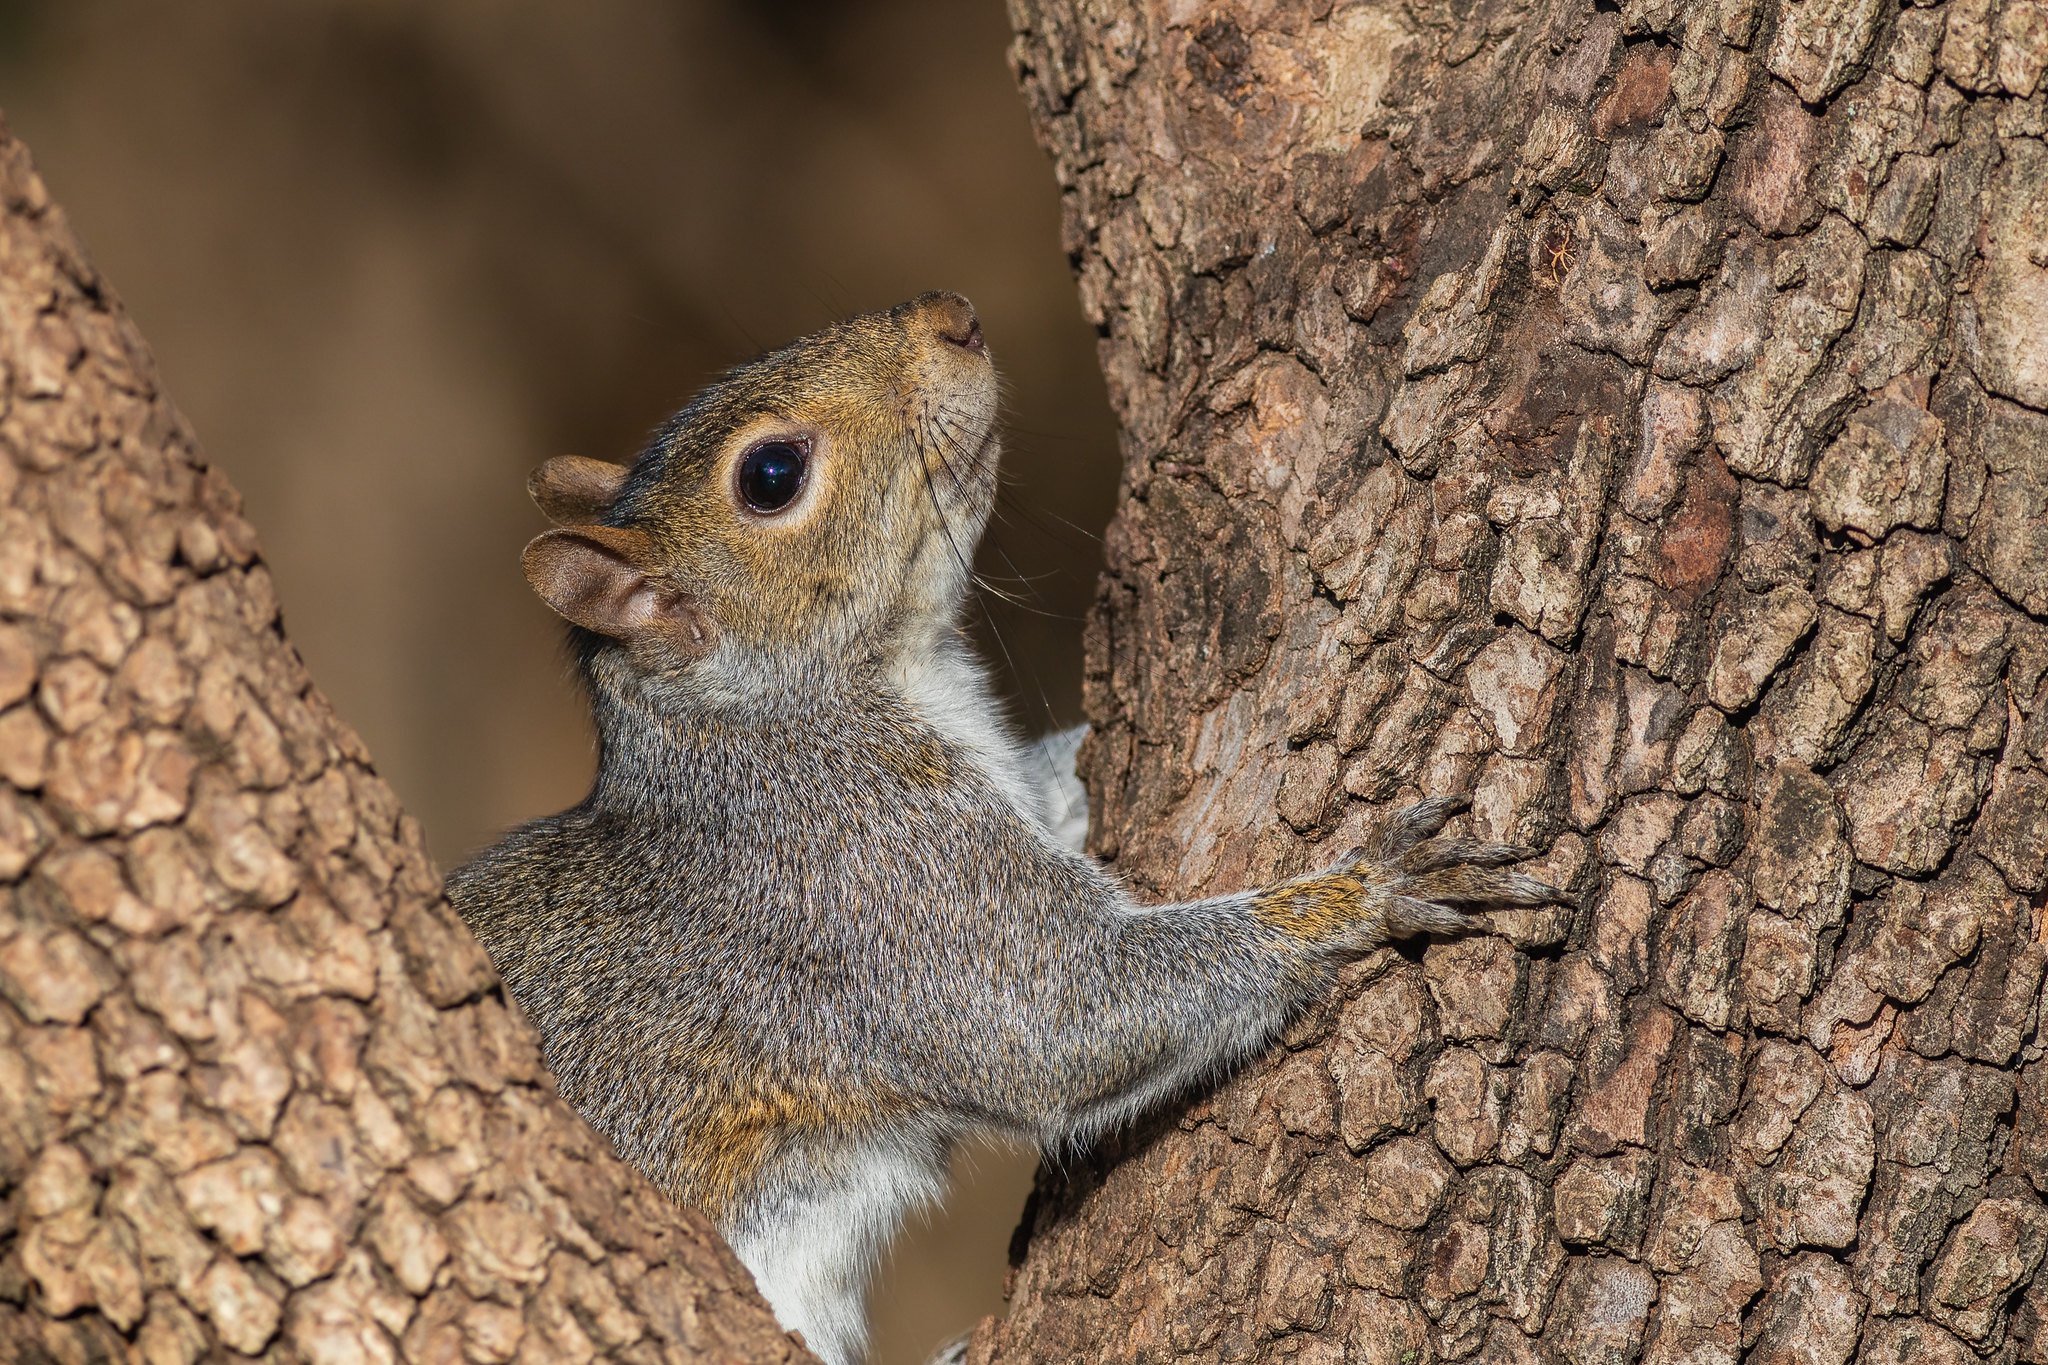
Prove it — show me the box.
[943,317,986,353]
[922,291,983,353]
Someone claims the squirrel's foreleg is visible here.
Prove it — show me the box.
[975,798,1564,1148]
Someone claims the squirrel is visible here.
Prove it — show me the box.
[447,292,1562,1365]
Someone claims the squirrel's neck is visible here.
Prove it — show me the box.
[579,645,903,799]
[577,627,1039,824]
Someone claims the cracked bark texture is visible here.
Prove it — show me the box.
[976,0,2048,1362]
[0,119,812,1365]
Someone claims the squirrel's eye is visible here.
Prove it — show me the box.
[737,441,806,513]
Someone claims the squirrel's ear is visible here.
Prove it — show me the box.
[522,526,715,659]
[529,456,630,526]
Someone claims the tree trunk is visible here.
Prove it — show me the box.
[0,118,810,1365]
[977,1,2048,1362]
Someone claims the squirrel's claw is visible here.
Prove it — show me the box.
[1382,895,1484,938]
[1328,798,1567,949]
[1373,798,1568,906]
[1397,836,1535,874]
[1366,868,1563,948]
[1406,865,1564,906]
[1378,795,1471,858]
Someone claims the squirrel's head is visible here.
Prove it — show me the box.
[520,292,999,692]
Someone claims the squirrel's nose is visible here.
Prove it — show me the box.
[922,291,984,354]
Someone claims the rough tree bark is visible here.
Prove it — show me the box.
[0,119,812,1364]
[977,0,2048,1362]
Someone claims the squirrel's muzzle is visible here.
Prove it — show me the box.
[912,291,987,358]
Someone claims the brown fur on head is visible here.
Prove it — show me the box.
[521,292,999,681]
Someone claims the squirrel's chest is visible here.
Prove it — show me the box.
[886,641,1049,826]
[722,1133,949,1365]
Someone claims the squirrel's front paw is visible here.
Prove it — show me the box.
[1255,796,1566,950]
[1361,794,1565,940]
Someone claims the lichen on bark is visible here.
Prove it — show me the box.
[977,0,2048,1361]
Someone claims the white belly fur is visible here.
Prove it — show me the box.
[726,1138,948,1365]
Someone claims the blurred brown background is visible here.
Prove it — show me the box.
[0,2,1118,1358]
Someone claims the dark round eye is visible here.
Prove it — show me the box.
[737,441,807,513]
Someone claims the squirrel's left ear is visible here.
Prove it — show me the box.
[529,456,629,526]
[522,525,715,660]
